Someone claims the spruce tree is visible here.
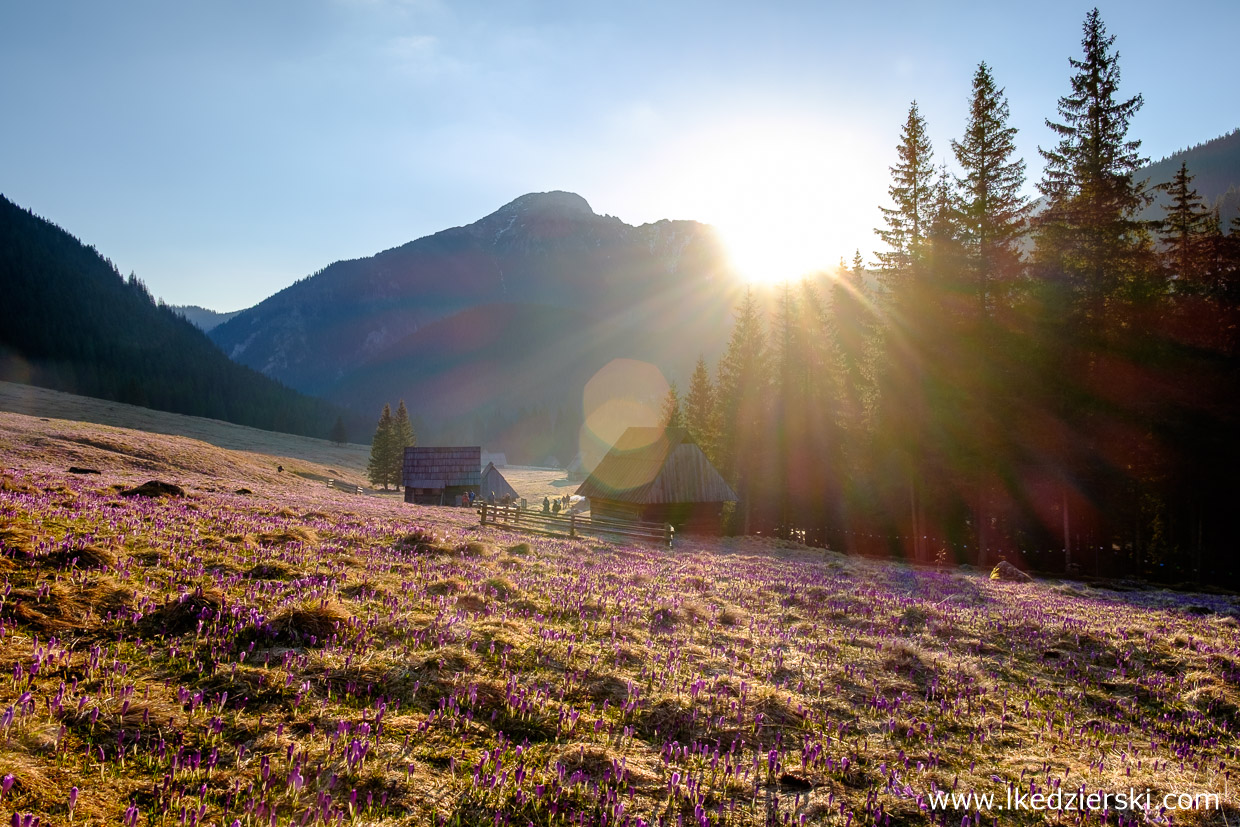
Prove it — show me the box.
[683,356,718,463]
[1033,9,1156,568]
[329,416,349,446]
[951,62,1030,318]
[876,102,935,295]
[1158,162,1213,289]
[367,404,395,490]
[390,400,416,490]
[1035,8,1151,320]
[830,252,878,439]
[660,383,684,428]
[872,104,943,564]
[715,290,768,533]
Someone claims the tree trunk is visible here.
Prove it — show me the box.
[1062,486,1072,572]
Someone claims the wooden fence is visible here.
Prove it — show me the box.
[326,479,364,495]
[479,503,673,549]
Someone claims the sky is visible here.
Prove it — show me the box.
[2,0,1237,310]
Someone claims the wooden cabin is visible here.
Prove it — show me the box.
[480,462,519,503]
[403,446,481,505]
[575,427,736,533]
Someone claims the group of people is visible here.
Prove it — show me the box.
[541,493,573,514]
[462,490,517,507]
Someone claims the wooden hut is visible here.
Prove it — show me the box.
[480,462,519,503]
[575,427,736,533]
[403,446,481,505]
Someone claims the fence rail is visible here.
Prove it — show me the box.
[479,503,673,548]
[326,478,364,495]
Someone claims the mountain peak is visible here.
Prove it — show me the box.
[494,191,594,217]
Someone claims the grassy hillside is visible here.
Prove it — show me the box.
[0,414,1236,825]
[0,380,370,481]
[0,194,350,439]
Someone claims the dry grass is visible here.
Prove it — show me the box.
[0,379,370,477]
[0,412,1237,826]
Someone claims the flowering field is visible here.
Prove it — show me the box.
[0,413,1238,826]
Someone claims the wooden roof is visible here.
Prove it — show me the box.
[480,462,519,500]
[575,427,737,505]
[403,446,481,489]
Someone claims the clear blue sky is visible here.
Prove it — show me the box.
[2,1,1236,309]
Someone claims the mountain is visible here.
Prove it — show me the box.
[0,194,350,439]
[1141,128,1240,225]
[172,305,243,332]
[208,191,737,457]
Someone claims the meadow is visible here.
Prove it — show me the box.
[0,409,1237,826]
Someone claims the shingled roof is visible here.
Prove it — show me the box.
[403,446,482,490]
[480,462,519,500]
[575,427,736,505]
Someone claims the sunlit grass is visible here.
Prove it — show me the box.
[0,420,1237,825]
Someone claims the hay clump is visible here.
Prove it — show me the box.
[0,526,38,557]
[482,576,517,600]
[396,529,451,555]
[458,541,494,558]
[257,526,319,546]
[44,543,116,570]
[0,474,38,495]
[427,578,466,596]
[139,589,225,637]
[267,602,350,646]
[247,561,298,580]
[455,594,489,613]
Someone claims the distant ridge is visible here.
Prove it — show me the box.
[1140,128,1240,225]
[172,305,243,332]
[0,194,352,440]
[207,191,735,461]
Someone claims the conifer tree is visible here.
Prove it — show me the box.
[951,62,1030,318]
[329,416,349,446]
[683,356,718,463]
[1035,8,1152,320]
[367,404,395,490]
[872,104,942,563]
[1158,162,1213,289]
[660,383,684,428]
[1033,9,1157,568]
[715,290,768,533]
[876,102,935,295]
[389,401,417,490]
[830,252,879,441]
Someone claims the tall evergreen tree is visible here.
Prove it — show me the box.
[367,404,396,490]
[1035,8,1152,319]
[1158,162,1214,290]
[715,290,768,533]
[683,356,718,463]
[951,62,1030,319]
[876,102,935,296]
[830,252,879,434]
[1033,9,1159,569]
[945,67,1030,563]
[660,382,684,428]
[872,105,942,563]
[390,400,417,490]
[329,416,349,446]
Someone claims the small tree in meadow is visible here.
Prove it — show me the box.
[367,404,396,490]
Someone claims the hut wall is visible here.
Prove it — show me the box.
[591,499,645,524]
[638,502,726,535]
[590,500,724,534]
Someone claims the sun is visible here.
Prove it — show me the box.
[634,116,882,286]
[718,211,834,286]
